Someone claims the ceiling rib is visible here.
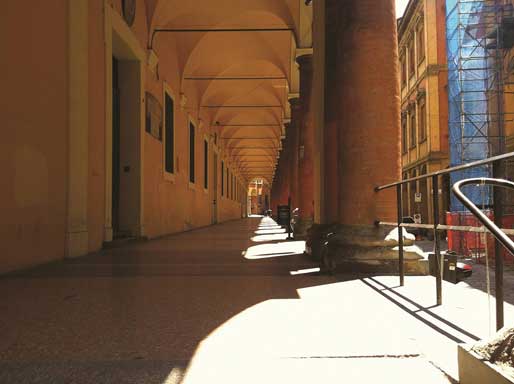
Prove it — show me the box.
[149,27,295,49]
[184,76,287,81]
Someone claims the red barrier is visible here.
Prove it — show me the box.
[446,211,514,264]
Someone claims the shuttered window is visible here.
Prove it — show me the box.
[204,140,208,189]
[164,93,174,173]
[189,122,195,183]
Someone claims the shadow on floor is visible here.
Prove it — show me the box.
[0,217,344,384]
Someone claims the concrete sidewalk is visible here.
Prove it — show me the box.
[2,216,508,383]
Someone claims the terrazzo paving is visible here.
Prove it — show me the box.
[0,217,463,383]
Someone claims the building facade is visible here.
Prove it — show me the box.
[398,0,449,224]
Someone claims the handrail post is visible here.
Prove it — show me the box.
[493,161,505,330]
[397,184,404,286]
[433,175,442,306]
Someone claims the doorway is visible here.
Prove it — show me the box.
[212,152,218,224]
[112,57,121,236]
[104,7,145,243]
[111,52,141,239]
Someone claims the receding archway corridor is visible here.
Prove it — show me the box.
[3,216,500,383]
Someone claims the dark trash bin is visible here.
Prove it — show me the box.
[428,251,458,284]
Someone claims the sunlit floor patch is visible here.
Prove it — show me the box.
[244,241,306,259]
[290,267,321,276]
[254,228,286,235]
[251,233,289,243]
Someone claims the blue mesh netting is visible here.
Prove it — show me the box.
[446,0,494,210]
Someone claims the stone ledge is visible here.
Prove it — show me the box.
[458,345,514,384]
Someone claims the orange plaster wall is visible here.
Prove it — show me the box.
[1,0,245,274]
[88,0,107,252]
[1,1,68,273]
[109,0,243,239]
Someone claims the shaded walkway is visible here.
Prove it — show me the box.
[1,217,455,383]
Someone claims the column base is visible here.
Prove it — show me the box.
[305,224,426,274]
[65,229,89,258]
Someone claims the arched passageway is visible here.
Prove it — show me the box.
[2,1,476,383]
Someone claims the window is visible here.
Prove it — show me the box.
[418,97,427,142]
[409,40,416,77]
[221,161,224,196]
[189,122,195,183]
[409,169,417,215]
[402,172,408,215]
[401,114,408,154]
[401,55,407,87]
[417,22,425,63]
[164,92,174,173]
[204,140,208,189]
[232,175,235,200]
[409,108,417,148]
[227,169,230,199]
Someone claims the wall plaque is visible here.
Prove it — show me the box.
[145,92,162,141]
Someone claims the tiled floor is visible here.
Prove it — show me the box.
[0,217,469,383]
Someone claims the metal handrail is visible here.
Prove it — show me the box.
[375,151,514,191]
[452,178,514,256]
[374,152,514,330]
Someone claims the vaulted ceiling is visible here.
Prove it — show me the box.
[146,0,312,184]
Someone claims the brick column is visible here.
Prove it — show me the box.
[295,54,315,235]
[288,98,301,211]
[273,138,289,210]
[324,18,339,223]
[336,0,400,225]
[279,128,291,205]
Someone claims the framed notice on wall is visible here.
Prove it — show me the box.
[145,92,162,141]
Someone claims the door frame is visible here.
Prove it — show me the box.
[212,146,219,224]
[103,4,145,242]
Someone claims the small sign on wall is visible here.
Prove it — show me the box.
[415,192,422,203]
[145,93,162,141]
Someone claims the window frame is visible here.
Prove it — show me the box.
[400,52,407,88]
[227,167,230,199]
[418,96,427,143]
[409,38,416,78]
[417,20,425,64]
[227,167,232,200]
[401,112,408,154]
[203,138,209,190]
[409,106,417,149]
[189,118,196,185]
[221,160,224,197]
[163,83,176,182]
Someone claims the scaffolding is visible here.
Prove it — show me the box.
[446,0,511,211]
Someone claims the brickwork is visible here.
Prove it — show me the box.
[297,54,315,220]
[334,0,401,225]
[289,98,301,211]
